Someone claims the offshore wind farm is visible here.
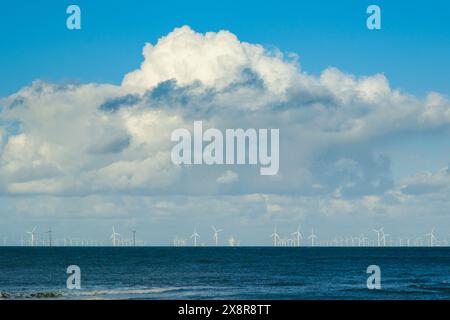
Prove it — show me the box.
[2,225,449,248]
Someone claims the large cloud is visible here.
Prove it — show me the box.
[0,25,450,205]
[122,25,298,95]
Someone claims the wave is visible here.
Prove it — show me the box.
[408,283,450,293]
[0,287,181,300]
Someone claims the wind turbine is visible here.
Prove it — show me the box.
[132,230,137,247]
[406,238,412,247]
[46,228,53,247]
[425,227,436,247]
[372,228,383,247]
[308,229,318,247]
[415,237,423,246]
[212,225,223,246]
[359,233,368,247]
[110,227,120,247]
[345,237,350,246]
[27,227,37,247]
[270,226,280,247]
[191,227,200,247]
[291,225,303,247]
[381,230,390,247]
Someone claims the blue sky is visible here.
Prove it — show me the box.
[1,0,449,97]
[0,1,449,245]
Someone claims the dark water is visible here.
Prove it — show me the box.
[0,247,449,300]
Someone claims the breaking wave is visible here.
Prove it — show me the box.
[0,287,181,300]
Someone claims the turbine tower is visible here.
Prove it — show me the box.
[372,228,384,247]
[191,227,200,247]
[46,228,52,247]
[406,238,412,247]
[381,230,390,247]
[359,233,368,247]
[110,227,120,247]
[291,224,303,247]
[425,227,436,247]
[132,230,137,247]
[270,226,280,247]
[212,225,223,246]
[308,228,318,247]
[27,227,37,247]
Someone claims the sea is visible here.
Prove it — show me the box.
[0,247,449,300]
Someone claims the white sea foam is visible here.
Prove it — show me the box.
[0,287,181,300]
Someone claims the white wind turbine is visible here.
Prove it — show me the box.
[291,225,303,247]
[415,237,423,246]
[191,227,200,247]
[425,227,436,247]
[381,230,390,247]
[308,229,318,247]
[270,226,280,247]
[359,233,368,247]
[110,227,120,247]
[372,228,384,247]
[212,225,223,246]
[406,238,412,247]
[132,230,137,247]
[46,228,52,247]
[27,227,37,247]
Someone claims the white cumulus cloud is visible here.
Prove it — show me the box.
[122,25,298,95]
[0,25,449,231]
